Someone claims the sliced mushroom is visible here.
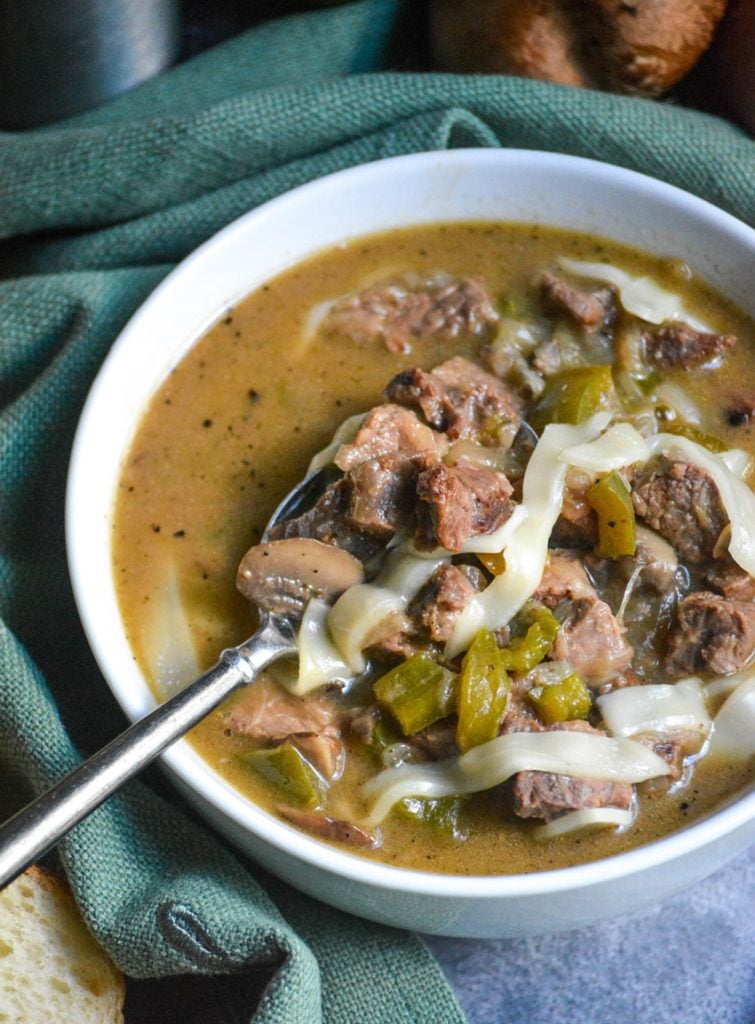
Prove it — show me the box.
[277,805,378,848]
[237,537,364,617]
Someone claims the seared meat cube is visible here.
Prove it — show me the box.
[553,599,635,684]
[539,272,616,329]
[414,459,515,552]
[550,486,599,548]
[347,452,430,537]
[407,718,459,761]
[533,549,597,605]
[512,721,633,821]
[384,355,522,448]
[704,557,755,602]
[277,806,377,848]
[327,275,498,355]
[643,321,736,369]
[534,551,634,684]
[631,456,728,565]
[666,591,755,676]
[335,404,445,472]
[226,678,341,741]
[269,477,383,566]
[408,563,486,643]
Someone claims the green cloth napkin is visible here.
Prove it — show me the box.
[0,0,753,1020]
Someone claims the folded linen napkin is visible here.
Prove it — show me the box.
[0,1,752,1020]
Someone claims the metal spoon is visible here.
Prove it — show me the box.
[0,467,335,889]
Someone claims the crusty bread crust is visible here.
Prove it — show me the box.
[0,866,125,1024]
[429,0,728,97]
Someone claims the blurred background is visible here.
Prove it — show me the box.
[0,0,752,133]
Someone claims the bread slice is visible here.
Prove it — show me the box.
[0,866,125,1023]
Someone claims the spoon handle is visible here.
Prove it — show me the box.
[0,620,294,889]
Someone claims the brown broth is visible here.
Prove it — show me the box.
[112,222,755,874]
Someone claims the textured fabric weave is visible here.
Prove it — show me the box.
[0,0,753,1019]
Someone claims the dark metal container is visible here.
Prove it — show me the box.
[0,0,180,129]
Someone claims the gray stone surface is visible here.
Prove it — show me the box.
[426,847,755,1024]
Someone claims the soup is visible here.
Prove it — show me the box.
[112,223,755,875]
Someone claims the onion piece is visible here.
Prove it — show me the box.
[557,257,710,330]
[654,382,701,425]
[293,598,352,695]
[708,674,755,761]
[363,729,669,825]
[445,413,610,657]
[534,807,634,840]
[597,678,711,738]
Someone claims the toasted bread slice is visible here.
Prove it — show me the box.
[0,866,125,1023]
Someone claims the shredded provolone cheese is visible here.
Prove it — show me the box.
[293,598,353,695]
[445,414,610,657]
[534,807,634,840]
[363,729,669,825]
[597,678,711,738]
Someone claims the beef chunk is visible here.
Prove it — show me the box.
[550,486,599,549]
[344,704,381,745]
[534,551,634,684]
[269,477,383,565]
[512,721,633,821]
[277,806,377,848]
[539,272,616,329]
[533,549,597,606]
[226,678,341,744]
[327,275,498,355]
[631,457,728,565]
[335,404,446,472]
[704,557,755,602]
[384,356,522,448]
[408,563,485,643]
[666,591,755,676]
[553,598,635,683]
[415,459,515,552]
[643,321,736,369]
[407,718,459,761]
[347,452,429,537]
[368,564,485,662]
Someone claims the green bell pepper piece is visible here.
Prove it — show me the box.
[527,671,592,724]
[241,741,326,808]
[396,796,468,841]
[500,603,560,673]
[587,471,637,558]
[531,366,615,433]
[456,628,510,754]
[374,655,458,736]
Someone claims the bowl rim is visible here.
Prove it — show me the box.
[67,147,755,901]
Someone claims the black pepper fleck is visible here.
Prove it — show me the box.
[203,419,213,428]
[173,530,185,538]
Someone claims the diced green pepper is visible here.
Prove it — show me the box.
[456,628,510,754]
[661,420,728,453]
[527,671,592,724]
[374,655,458,736]
[477,551,506,576]
[531,366,615,433]
[587,471,636,558]
[369,712,403,752]
[500,603,560,673]
[396,796,468,841]
[241,742,326,808]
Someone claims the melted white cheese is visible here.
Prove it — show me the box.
[597,678,712,738]
[362,729,669,825]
